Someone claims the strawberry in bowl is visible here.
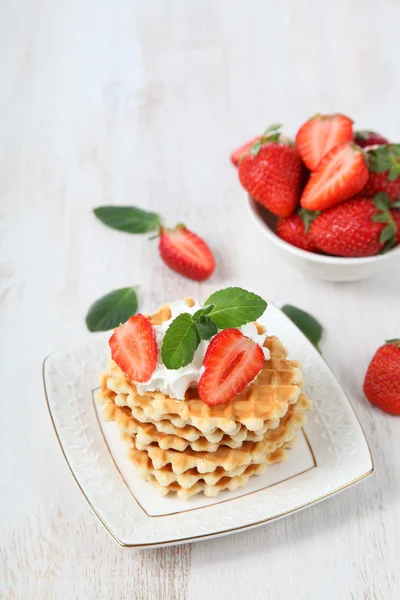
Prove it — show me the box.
[235,113,400,280]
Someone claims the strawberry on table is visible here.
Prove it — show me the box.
[364,340,400,415]
[198,329,265,405]
[238,124,304,218]
[362,144,400,202]
[276,212,319,253]
[159,225,215,281]
[109,314,158,382]
[309,195,400,257]
[231,136,261,166]
[295,113,353,171]
[354,130,389,148]
[300,142,369,211]
[94,205,216,281]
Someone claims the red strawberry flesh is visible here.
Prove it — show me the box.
[295,114,353,171]
[300,142,369,211]
[109,314,158,382]
[159,226,215,281]
[198,329,265,405]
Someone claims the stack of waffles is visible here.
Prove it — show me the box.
[97,303,311,499]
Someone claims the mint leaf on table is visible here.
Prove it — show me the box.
[93,206,161,234]
[281,305,323,353]
[86,287,138,332]
[204,287,267,329]
[196,316,218,340]
[161,313,200,369]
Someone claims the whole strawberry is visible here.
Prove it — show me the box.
[354,130,389,148]
[238,124,304,217]
[362,144,400,202]
[276,212,319,252]
[364,340,400,415]
[309,195,400,257]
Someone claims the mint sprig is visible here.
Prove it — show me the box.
[161,287,268,369]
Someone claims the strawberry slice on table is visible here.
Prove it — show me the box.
[159,225,215,281]
[109,314,158,382]
[300,142,369,211]
[198,329,265,405]
[295,114,353,171]
[364,340,400,415]
[276,212,319,253]
[354,130,389,148]
[231,136,261,166]
[309,195,400,257]
[238,125,304,217]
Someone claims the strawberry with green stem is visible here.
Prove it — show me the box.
[362,144,400,202]
[94,206,215,281]
[309,193,400,257]
[276,209,319,253]
[238,124,304,217]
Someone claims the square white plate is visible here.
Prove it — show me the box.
[43,303,373,548]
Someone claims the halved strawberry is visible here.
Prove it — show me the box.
[159,226,215,281]
[198,329,265,405]
[300,142,369,211]
[295,114,353,171]
[109,314,158,382]
[231,137,261,166]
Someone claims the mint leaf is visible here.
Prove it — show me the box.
[193,304,214,321]
[196,316,218,340]
[94,206,161,234]
[161,313,200,369]
[86,287,138,332]
[281,305,323,353]
[204,287,267,329]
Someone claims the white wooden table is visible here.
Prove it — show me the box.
[1,1,399,598]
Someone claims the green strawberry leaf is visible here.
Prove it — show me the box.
[86,287,138,332]
[388,163,400,182]
[371,214,389,223]
[93,206,161,234]
[161,313,200,369]
[392,200,400,208]
[196,316,218,340]
[250,141,262,156]
[373,192,391,211]
[380,223,396,244]
[281,305,323,353]
[204,287,267,329]
[298,208,320,233]
[386,338,400,344]
[368,146,392,173]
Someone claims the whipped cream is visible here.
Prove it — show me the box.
[136,299,270,400]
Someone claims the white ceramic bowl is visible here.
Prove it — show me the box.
[247,196,400,282]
